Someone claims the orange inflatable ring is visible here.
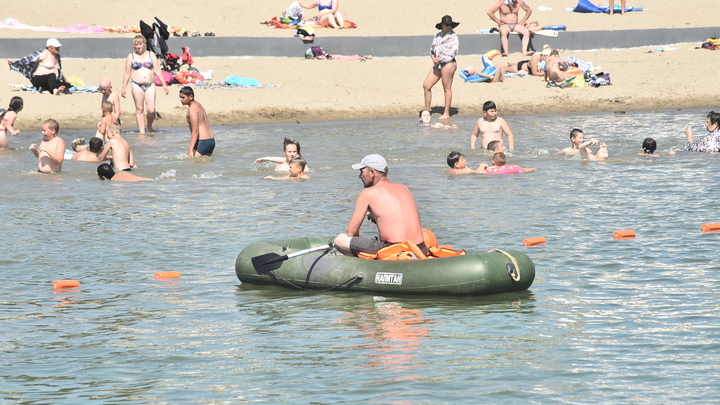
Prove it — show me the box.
[175,71,204,85]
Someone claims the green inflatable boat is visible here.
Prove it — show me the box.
[235,237,535,296]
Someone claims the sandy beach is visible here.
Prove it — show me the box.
[1,0,719,129]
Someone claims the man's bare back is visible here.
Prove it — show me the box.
[335,154,425,256]
[361,179,424,244]
[72,150,101,163]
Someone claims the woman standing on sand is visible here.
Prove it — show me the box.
[422,15,459,120]
[121,35,169,133]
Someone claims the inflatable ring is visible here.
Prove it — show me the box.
[485,165,524,175]
[175,71,204,85]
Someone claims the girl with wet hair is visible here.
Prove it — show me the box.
[254,138,309,172]
[0,97,24,149]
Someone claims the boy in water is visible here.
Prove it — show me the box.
[95,101,115,141]
[72,137,103,162]
[98,78,121,124]
[98,123,136,171]
[445,151,488,174]
[29,118,65,173]
[179,86,216,158]
[639,137,661,157]
[97,163,153,182]
[486,140,506,154]
[556,128,608,160]
[485,152,536,174]
[265,156,310,180]
[470,100,515,150]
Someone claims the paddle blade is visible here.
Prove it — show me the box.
[251,253,287,274]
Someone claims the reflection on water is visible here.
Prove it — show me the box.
[2,109,720,403]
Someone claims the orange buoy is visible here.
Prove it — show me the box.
[613,230,636,239]
[52,280,80,289]
[701,223,720,233]
[155,271,181,280]
[523,237,546,246]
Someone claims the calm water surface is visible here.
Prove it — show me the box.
[1,110,719,404]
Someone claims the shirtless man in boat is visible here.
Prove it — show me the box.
[487,0,534,56]
[334,154,428,257]
[470,101,515,150]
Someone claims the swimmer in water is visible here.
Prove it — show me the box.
[555,128,608,160]
[0,96,23,150]
[418,110,458,129]
[264,157,311,180]
[445,151,488,174]
[485,152,536,174]
[254,137,310,172]
[638,137,661,157]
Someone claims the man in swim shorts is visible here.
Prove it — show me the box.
[179,86,215,158]
[334,154,429,257]
[487,0,534,56]
[470,101,515,150]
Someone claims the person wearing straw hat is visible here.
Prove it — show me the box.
[422,15,459,120]
[7,38,71,95]
[487,0,534,56]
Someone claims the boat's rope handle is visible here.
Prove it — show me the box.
[489,249,520,282]
[273,273,364,291]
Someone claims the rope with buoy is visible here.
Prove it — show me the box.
[489,249,521,282]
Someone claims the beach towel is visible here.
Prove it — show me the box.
[572,0,642,13]
[328,54,366,61]
[224,76,261,87]
[0,18,106,33]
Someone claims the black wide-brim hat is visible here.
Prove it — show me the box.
[435,15,460,30]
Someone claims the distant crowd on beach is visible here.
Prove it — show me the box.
[2,1,719,182]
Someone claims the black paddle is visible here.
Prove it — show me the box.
[251,243,334,274]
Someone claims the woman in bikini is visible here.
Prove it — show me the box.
[121,35,169,134]
[422,15,459,120]
[299,0,344,29]
[0,97,23,150]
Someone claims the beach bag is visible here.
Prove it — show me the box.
[155,70,174,86]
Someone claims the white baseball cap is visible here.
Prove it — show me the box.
[352,154,388,173]
[46,38,62,48]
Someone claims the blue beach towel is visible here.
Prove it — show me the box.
[224,76,261,87]
[573,0,642,13]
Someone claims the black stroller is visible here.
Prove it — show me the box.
[140,17,180,71]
